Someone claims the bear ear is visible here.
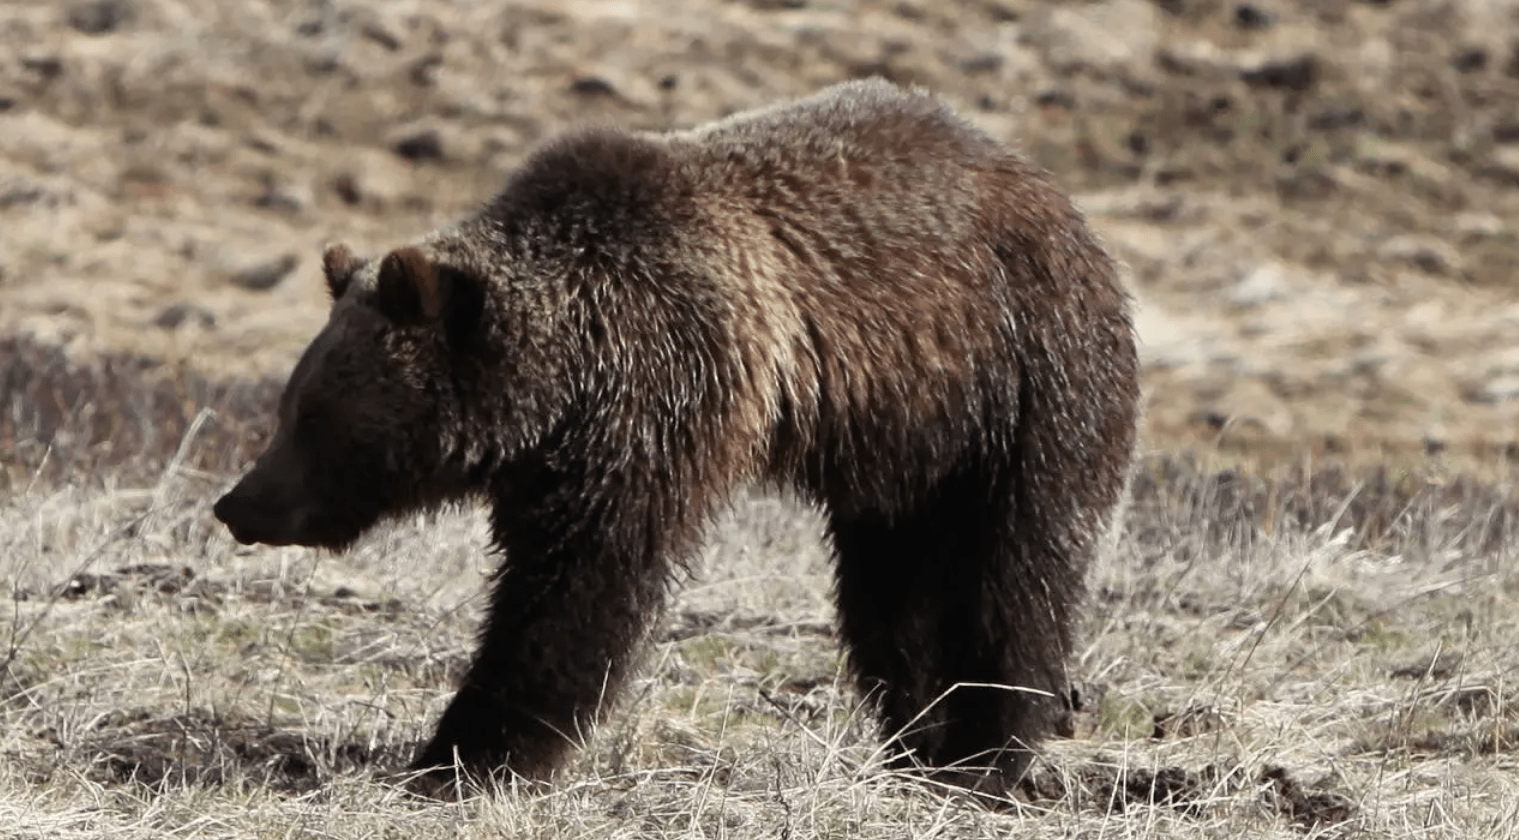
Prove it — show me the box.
[322,243,361,302]
[374,247,484,341]
[375,246,445,326]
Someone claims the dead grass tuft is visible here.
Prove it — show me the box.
[65,708,409,794]
[0,335,280,492]
[1127,450,1519,566]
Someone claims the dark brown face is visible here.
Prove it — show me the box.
[214,309,417,548]
[212,432,374,549]
[215,243,481,550]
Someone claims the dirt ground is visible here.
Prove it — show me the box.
[3,0,1518,468]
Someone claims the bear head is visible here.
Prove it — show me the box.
[213,242,490,549]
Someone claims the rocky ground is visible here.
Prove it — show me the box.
[3,0,1518,469]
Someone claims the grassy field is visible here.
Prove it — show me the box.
[3,341,1519,838]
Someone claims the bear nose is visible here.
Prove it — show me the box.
[213,491,258,545]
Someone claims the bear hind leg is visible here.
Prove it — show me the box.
[829,472,1072,795]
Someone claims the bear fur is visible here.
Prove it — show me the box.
[213,78,1140,797]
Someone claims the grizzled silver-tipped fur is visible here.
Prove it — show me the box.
[214,78,1140,799]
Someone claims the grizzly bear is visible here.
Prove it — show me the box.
[213,78,1140,797]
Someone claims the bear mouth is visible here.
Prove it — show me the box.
[213,495,364,551]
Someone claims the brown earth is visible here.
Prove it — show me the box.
[3,0,1519,467]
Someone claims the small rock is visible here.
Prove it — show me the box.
[1233,3,1273,30]
[890,0,924,19]
[229,253,299,291]
[154,303,216,330]
[21,54,64,81]
[1240,53,1317,91]
[244,131,284,155]
[293,16,326,37]
[1275,167,1336,200]
[1034,89,1076,109]
[331,171,363,206]
[960,54,1003,75]
[254,183,311,215]
[1355,140,1442,179]
[569,76,617,97]
[1307,103,1364,130]
[304,45,343,75]
[1190,409,1229,431]
[66,0,132,35]
[1378,235,1459,276]
[985,1,1023,22]
[1468,375,1519,404]
[409,53,443,87]
[392,128,443,163]
[1155,39,1223,76]
[359,20,402,51]
[1452,47,1487,73]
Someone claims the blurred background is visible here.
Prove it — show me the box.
[3,0,1518,473]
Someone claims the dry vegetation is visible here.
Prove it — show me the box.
[4,0,1519,837]
[7,337,1519,838]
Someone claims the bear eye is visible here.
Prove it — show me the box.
[292,401,333,445]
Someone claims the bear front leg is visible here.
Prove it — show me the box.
[408,514,673,792]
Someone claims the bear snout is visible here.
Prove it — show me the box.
[214,476,369,550]
[214,486,299,547]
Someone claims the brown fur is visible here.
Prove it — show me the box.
[213,78,1140,797]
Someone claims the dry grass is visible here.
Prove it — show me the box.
[5,333,1519,838]
[0,335,280,491]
